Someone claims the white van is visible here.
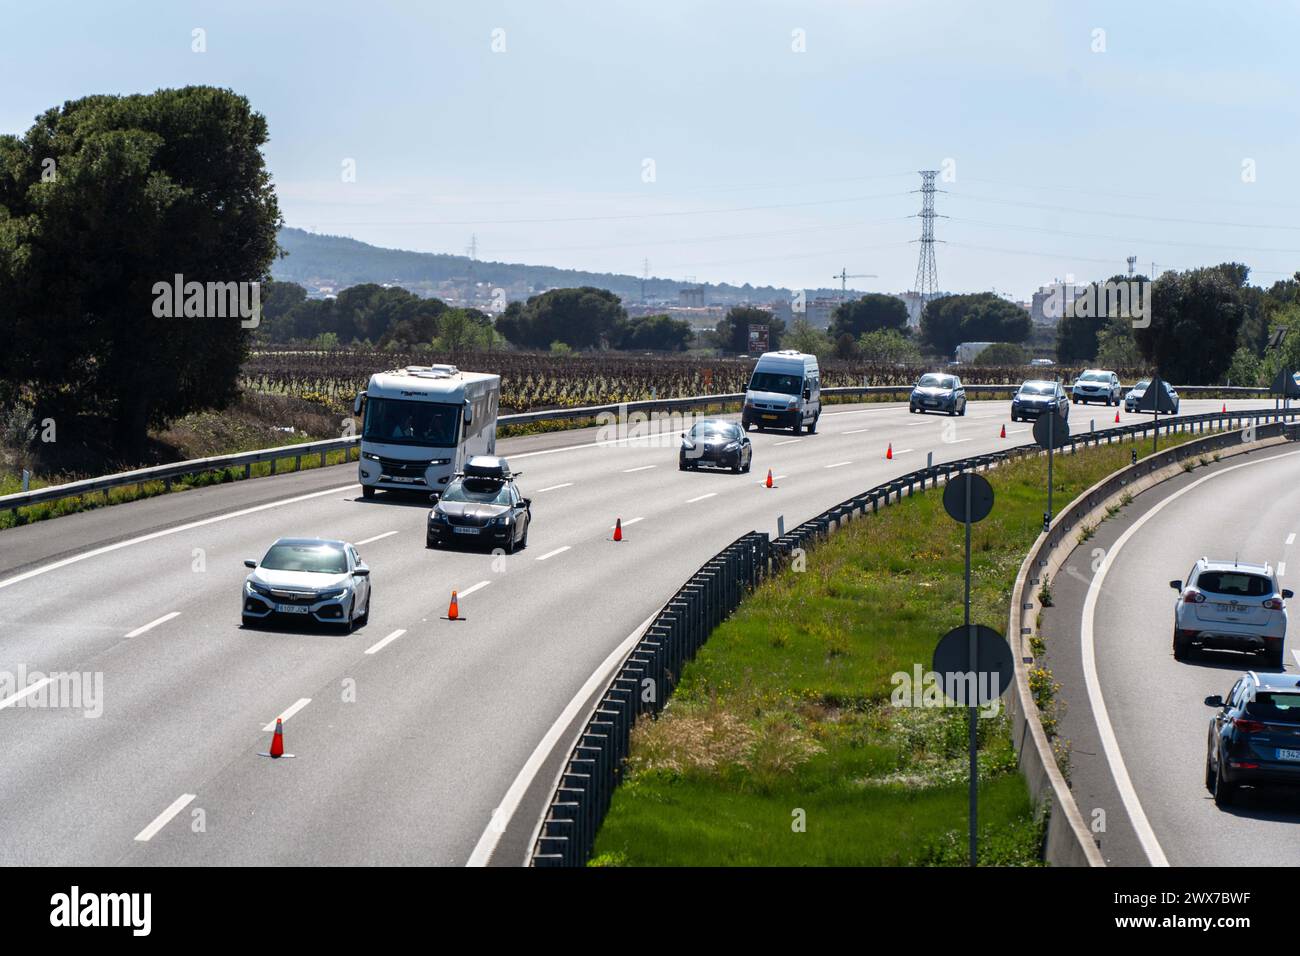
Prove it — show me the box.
[741,350,821,434]
[353,365,500,499]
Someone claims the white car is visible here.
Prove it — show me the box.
[1171,559,1291,666]
[1071,369,1121,405]
[242,537,372,633]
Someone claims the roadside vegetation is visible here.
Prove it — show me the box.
[591,430,1209,866]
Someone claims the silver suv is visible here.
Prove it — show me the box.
[1071,369,1121,406]
[1171,559,1292,667]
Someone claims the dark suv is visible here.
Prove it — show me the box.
[1204,671,1300,807]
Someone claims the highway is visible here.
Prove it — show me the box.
[1055,442,1300,867]
[0,396,1261,865]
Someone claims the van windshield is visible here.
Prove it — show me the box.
[363,397,460,447]
[749,372,802,395]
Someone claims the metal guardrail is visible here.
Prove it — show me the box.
[528,404,1300,867]
[0,386,1282,518]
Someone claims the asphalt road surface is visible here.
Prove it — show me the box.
[0,397,1266,865]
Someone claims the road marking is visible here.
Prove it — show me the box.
[1294,649,1300,670]
[535,546,570,562]
[622,465,656,473]
[1288,533,1296,546]
[685,492,717,503]
[535,482,574,493]
[1081,447,1300,868]
[1279,562,1287,577]
[1007,428,1030,435]
[134,793,197,842]
[773,439,801,446]
[612,517,644,528]
[0,677,52,711]
[948,437,973,444]
[263,697,312,732]
[906,420,932,426]
[757,475,789,485]
[355,530,399,546]
[825,461,852,469]
[459,580,491,597]
[364,628,407,655]
[842,428,870,435]
[0,483,361,593]
[467,608,661,867]
[125,611,180,638]
[891,448,914,455]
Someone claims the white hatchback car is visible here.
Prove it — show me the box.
[1171,559,1292,667]
[242,537,372,633]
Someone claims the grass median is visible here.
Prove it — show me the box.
[591,427,1214,866]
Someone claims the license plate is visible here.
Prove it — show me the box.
[276,604,310,614]
[454,526,481,535]
[387,476,417,483]
[924,400,936,406]
[1216,604,1246,615]
[761,414,778,420]
[1278,749,1300,761]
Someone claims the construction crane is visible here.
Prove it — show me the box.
[833,268,877,301]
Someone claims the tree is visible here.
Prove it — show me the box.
[829,293,909,340]
[973,342,1027,366]
[920,293,1031,356]
[858,329,922,365]
[715,306,784,354]
[493,287,626,349]
[0,87,282,454]
[1094,314,1142,368]
[1134,266,1245,384]
[782,319,831,359]
[615,313,692,351]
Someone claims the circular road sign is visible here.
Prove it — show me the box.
[1033,412,1070,449]
[942,472,994,524]
[932,624,1014,707]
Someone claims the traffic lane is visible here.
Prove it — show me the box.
[1094,447,1300,867]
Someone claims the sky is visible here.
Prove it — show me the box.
[2,0,1298,299]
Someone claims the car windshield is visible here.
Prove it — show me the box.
[1196,571,1273,597]
[1246,693,1300,725]
[918,374,955,388]
[749,371,802,395]
[1020,384,1054,396]
[441,478,512,505]
[260,543,348,574]
[1132,380,1150,391]
[690,422,741,440]
[1080,372,1109,382]
[363,397,461,447]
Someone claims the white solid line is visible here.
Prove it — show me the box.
[355,530,399,546]
[611,517,644,528]
[843,428,870,435]
[466,608,660,866]
[263,697,312,732]
[459,580,491,597]
[621,465,656,473]
[0,677,52,711]
[535,546,570,562]
[1294,649,1300,671]
[535,482,574,493]
[364,628,407,655]
[1288,533,1296,546]
[773,439,801,446]
[825,461,852,469]
[134,793,197,842]
[686,492,717,503]
[906,420,932,427]
[0,483,360,593]
[124,611,181,638]
[1081,448,1300,868]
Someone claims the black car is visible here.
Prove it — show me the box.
[1205,671,1300,807]
[909,373,967,416]
[680,419,752,473]
[1011,380,1070,423]
[426,456,531,553]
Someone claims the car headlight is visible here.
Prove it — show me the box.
[364,452,380,461]
[724,441,740,451]
[246,579,271,596]
[318,586,350,600]
[430,510,449,523]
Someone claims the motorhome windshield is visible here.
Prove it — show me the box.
[363,397,460,447]
[749,371,802,395]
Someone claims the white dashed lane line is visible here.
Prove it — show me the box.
[773,439,801,446]
[124,611,181,639]
[459,580,491,597]
[1287,533,1296,546]
[535,483,574,493]
[365,628,407,656]
[263,697,311,732]
[355,530,399,546]
[535,546,571,562]
[825,461,852,469]
[622,465,656,473]
[611,517,645,528]
[685,493,717,503]
[134,793,197,843]
[0,677,52,711]
[842,428,870,435]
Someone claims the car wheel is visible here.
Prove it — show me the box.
[519,521,529,550]
[1266,645,1284,670]
[356,592,370,627]
[679,459,688,471]
[807,414,818,434]
[792,419,802,436]
[959,402,966,416]
[338,600,355,635]
[1173,630,1191,661]
[504,523,517,555]
[742,455,751,473]
[241,614,259,629]
[1213,762,1236,808]
[362,486,375,500]
[909,405,917,414]
[1204,749,1217,793]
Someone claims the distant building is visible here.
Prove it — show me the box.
[894,291,926,328]
[679,286,706,308]
[804,296,838,329]
[1031,282,1088,326]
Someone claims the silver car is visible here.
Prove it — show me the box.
[1071,369,1121,406]
[1124,379,1180,414]
[242,538,372,633]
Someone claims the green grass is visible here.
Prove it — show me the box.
[591,428,1211,866]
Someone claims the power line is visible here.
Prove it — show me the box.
[946,191,1300,233]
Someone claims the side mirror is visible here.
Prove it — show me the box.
[353,567,370,577]
[803,388,811,400]
[353,392,365,415]
[1169,580,1182,591]
[1284,589,1295,600]
[520,498,531,509]
[463,400,474,426]
[1204,695,1224,708]
[244,559,257,569]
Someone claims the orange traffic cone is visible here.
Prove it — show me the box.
[447,590,459,621]
[886,443,893,460]
[999,424,1006,438]
[765,469,773,489]
[268,718,285,758]
[1221,402,1227,414]
[613,518,623,542]
[1114,410,1120,423]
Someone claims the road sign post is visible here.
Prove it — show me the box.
[1033,409,1069,531]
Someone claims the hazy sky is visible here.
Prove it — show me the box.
[3,0,1298,298]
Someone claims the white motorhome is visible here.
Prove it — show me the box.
[353,365,501,499]
[741,349,821,434]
